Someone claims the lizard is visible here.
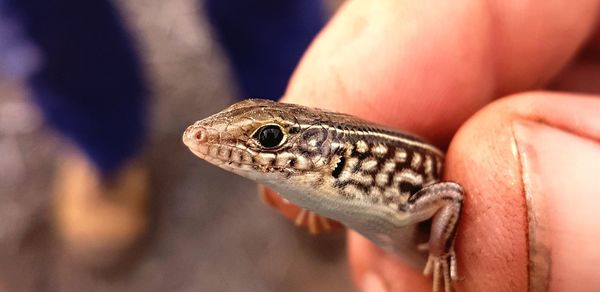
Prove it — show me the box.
[182,99,464,292]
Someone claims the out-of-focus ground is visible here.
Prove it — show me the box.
[0,1,356,291]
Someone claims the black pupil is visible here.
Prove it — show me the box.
[257,125,284,148]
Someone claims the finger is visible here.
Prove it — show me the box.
[348,232,432,292]
[349,92,600,291]
[283,0,600,145]
[451,92,600,291]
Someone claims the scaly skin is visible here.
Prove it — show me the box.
[183,99,464,292]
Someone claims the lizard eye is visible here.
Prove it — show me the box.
[254,124,285,148]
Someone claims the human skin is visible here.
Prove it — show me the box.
[280,0,600,291]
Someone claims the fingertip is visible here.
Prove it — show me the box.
[447,91,600,291]
[360,272,389,292]
[347,231,432,292]
[283,0,598,146]
[445,95,531,292]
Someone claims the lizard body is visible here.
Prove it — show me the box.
[183,99,464,292]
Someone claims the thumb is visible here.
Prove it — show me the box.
[349,92,600,291]
[449,92,600,291]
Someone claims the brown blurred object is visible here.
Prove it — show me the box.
[53,150,149,268]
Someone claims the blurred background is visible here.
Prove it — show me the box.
[0,0,357,291]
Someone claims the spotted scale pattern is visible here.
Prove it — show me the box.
[331,137,443,209]
[184,99,464,292]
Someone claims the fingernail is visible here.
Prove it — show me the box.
[513,120,600,291]
[361,271,388,292]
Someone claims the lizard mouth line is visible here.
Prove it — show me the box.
[186,146,293,172]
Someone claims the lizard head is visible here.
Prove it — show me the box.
[183,99,344,184]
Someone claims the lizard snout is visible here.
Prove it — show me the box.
[183,125,207,147]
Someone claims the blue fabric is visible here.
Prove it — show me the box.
[3,0,148,176]
[204,0,325,100]
[0,0,324,176]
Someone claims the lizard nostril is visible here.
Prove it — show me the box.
[184,125,207,145]
[193,127,206,142]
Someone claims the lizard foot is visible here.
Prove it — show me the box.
[423,250,458,292]
[258,184,342,234]
[293,208,334,234]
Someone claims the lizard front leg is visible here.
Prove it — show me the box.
[258,185,343,234]
[400,182,464,292]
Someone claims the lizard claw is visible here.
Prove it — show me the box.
[293,208,334,234]
[258,185,343,234]
[424,250,458,292]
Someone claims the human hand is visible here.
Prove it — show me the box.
[281,1,600,291]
